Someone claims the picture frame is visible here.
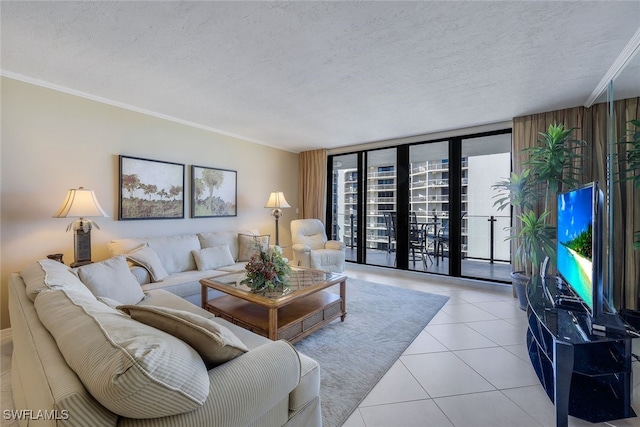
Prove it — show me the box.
[191,165,237,218]
[119,155,185,220]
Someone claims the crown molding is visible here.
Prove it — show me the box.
[585,26,640,108]
[0,71,297,153]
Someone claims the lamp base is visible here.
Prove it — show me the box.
[73,228,92,267]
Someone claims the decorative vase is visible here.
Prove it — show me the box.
[511,271,530,311]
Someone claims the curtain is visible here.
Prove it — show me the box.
[298,149,327,222]
[511,107,587,274]
[513,97,640,310]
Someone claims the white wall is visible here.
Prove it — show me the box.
[0,77,300,328]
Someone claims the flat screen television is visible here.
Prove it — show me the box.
[556,181,604,318]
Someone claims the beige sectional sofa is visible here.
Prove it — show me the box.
[106,229,270,307]
[8,232,322,427]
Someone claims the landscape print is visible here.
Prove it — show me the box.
[119,156,185,219]
[191,165,237,218]
[557,185,593,305]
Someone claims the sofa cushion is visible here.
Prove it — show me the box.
[20,259,95,302]
[34,287,210,418]
[192,245,236,271]
[237,234,270,262]
[125,244,169,282]
[197,229,257,261]
[76,255,145,305]
[108,234,200,274]
[118,305,249,369]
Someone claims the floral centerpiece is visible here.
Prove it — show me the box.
[241,243,292,293]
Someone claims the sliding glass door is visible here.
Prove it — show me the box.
[409,142,450,273]
[328,129,512,283]
[330,154,359,262]
[460,134,512,281]
[365,148,397,268]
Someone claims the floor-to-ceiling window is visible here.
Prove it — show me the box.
[365,148,397,268]
[409,141,450,273]
[461,133,512,281]
[330,153,359,262]
[328,129,512,283]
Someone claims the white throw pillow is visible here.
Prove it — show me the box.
[35,288,209,418]
[76,255,145,305]
[20,259,94,302]
[119,304,249,369]
[125,244,169,282]
[237,234,270,262]
[191,245,236,271]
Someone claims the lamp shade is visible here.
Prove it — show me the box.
[264,191,291,209]
[53,187,109,218]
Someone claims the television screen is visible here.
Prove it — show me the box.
[556,182,603,317]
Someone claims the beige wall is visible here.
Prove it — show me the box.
[0,77,300,329]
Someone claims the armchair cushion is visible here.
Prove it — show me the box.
[325,240,346,251]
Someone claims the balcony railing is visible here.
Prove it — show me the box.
[332,212,510,262]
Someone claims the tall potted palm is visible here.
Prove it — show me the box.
[493,124,585,309]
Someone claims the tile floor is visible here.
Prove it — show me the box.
[0,265,638,427]
[342,265,640,427]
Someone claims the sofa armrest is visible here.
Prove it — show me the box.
[206,340,301,425]
[128,340,301,427]
[326,240,346,251]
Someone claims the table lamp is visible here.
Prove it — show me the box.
[264,190,290,246]
[53,187,109,267]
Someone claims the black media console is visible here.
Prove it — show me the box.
[526,275,636,427]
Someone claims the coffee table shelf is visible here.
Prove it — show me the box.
[206,290,342,342]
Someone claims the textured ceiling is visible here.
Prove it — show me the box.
[1,1,639,153]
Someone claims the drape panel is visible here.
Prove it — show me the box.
[513,97,639,310]
[298,149,327,222]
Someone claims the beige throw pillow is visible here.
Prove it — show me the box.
[191,245,235,271]
[125,244,169,282]
[119,305,249,369]
[20,259,94,302]
[76,255,145,305]
[237,234,270,262]
[35,288,209,418]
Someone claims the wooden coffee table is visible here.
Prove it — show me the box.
[200,267,347,343]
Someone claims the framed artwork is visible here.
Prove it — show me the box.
[191,165,237,218]
[119,155,185,220]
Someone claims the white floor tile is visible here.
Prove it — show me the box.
[466,318,527,346]
[434,390,544,427]
[454,347,541,389]
[402,330,448,355]
[401,352,495,398]
[425,322,498,350]
[359,400,454,427]
[425,309,460,325]
[504,343,531,362]
[441,303,499,322]
[341,409,367,427]
[360,360,430,406]
[472,300,526,319]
